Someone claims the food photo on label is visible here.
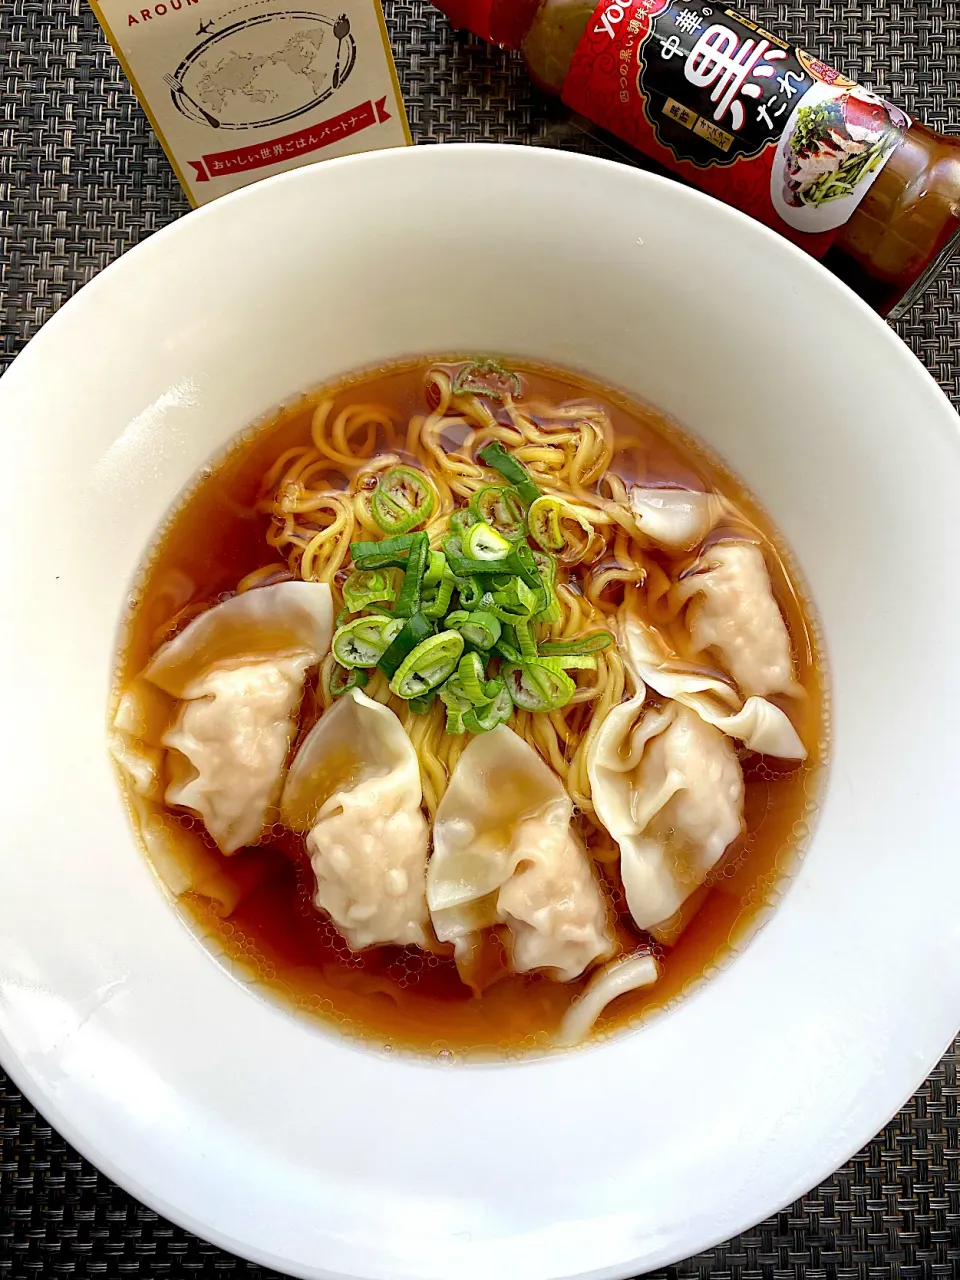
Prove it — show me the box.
[435,0,960,317]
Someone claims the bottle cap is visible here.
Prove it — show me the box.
[434,1,534,50]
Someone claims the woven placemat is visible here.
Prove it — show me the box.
[1,1,959,1276]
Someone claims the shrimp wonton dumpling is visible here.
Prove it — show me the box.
[143,581,333,854]
[588,695,744,933]
[619,616,806,759]
[672,540,799,699]
[280,688,430,951]
[110,679,172,803]
[629,486,722,551]
[428,726,614,989]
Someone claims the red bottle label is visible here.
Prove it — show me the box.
[562,0,910,256]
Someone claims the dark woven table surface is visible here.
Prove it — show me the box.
[2,1,959,1276]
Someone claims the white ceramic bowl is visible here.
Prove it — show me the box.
[2,145,960,1280]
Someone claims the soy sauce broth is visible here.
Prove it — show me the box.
[117,357,828,1059]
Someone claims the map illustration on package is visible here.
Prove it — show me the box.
[90,0,410,203]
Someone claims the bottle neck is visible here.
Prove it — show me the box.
[488,0,543,48]
[436,0,542,48]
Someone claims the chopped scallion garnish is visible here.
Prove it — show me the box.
[390,630,465,700]
[477,441,541,507]
[377,612,434,679]
[371,466,437,535]
[332,614,404,668]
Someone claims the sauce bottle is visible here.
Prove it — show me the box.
[436,0,960,317]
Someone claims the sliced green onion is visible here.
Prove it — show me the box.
[503,662,576,712]
[377,612,434,679]
[455,576,484,609]
[443,533,541,589]
[394,532,430,618]
[538,653,597,672]
[441,534,487,579]
[471,485,527,541]
[488,578,539,620]
[439,678,471,735]
[408,691,438,715]
[456,652,501,706]
[390,631,465,700]
[448,507,478,534]
[351,532,421,570]
[539,631,614,657]
[514,619,538,661]
[448,609,501,651]
[452,359,521,402]
[527,495,564,551]
[530,547,562,624]
[341,567,400,613]
[371,466,437,535]
[464,520,512,561]
[423,550,447,588]
[508,541,543,590]
[457,652,488,705]
[531,548,557,582]
[329,663,370,697]
[534,595,561,626]
[463,684,513,734]
[495,624,522,664]
[528,495,597,563]
[477,441,541,507]
[442,532,465,561]
[333,615,404,668]
[421,564,456,620]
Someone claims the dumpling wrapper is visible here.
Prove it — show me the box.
[144,580,333,698]
[619,615,806,759]
[629,487,722,551]
[110,680,265,916]
[110,678,172,803]
[428,726,614,989]
[672,540,800,699]
[142,581,333,854]
[162,659,312,855]
[280,688,430,952]
[588,696,744,933]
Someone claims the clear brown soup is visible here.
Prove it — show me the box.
[119,358,827,1059]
